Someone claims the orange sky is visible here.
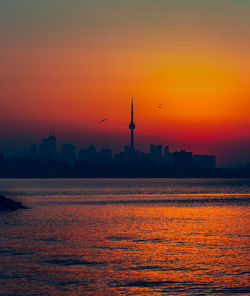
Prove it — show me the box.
[0,0,249,165]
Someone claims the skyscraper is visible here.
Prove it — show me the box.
[39,129,57,159]
[129,97,136,150]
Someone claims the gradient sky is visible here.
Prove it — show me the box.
[0,0,250,166]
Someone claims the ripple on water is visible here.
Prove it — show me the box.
[106,235,165,243]
[0,249,35,256]
[44,258,108,267]
[112,280,250,295]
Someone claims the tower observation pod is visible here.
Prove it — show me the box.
[129,97,136,150]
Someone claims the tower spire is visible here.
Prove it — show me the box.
[129,96,136,150]
[131,96,134,123]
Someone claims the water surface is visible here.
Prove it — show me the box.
[0,178,249,295]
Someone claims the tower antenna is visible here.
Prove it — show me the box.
[129,96,136,150]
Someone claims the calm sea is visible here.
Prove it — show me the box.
[0,178,249,296]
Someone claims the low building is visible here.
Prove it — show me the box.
[193,154,216,169]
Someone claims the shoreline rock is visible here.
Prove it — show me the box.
[0,194,26,211]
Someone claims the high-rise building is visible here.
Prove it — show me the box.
[129,97,136,150]
[163,146,174,166]
[39,129,57,159]
[173,150,193,169]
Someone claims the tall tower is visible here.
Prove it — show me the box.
[129,97,136,150]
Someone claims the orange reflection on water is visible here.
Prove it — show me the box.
[0,178,249,295]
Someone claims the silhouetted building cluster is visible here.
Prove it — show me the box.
[79,144,112,163]
[1,98,249,177]
[114,145,215,170]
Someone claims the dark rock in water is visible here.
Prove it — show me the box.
[0,194,26,211]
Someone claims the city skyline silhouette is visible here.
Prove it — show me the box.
[0,95,249,168]
[0,98,249,178]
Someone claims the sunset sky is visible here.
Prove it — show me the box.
[0,0,249,166]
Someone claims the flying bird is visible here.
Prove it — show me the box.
[99,118,108,124]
